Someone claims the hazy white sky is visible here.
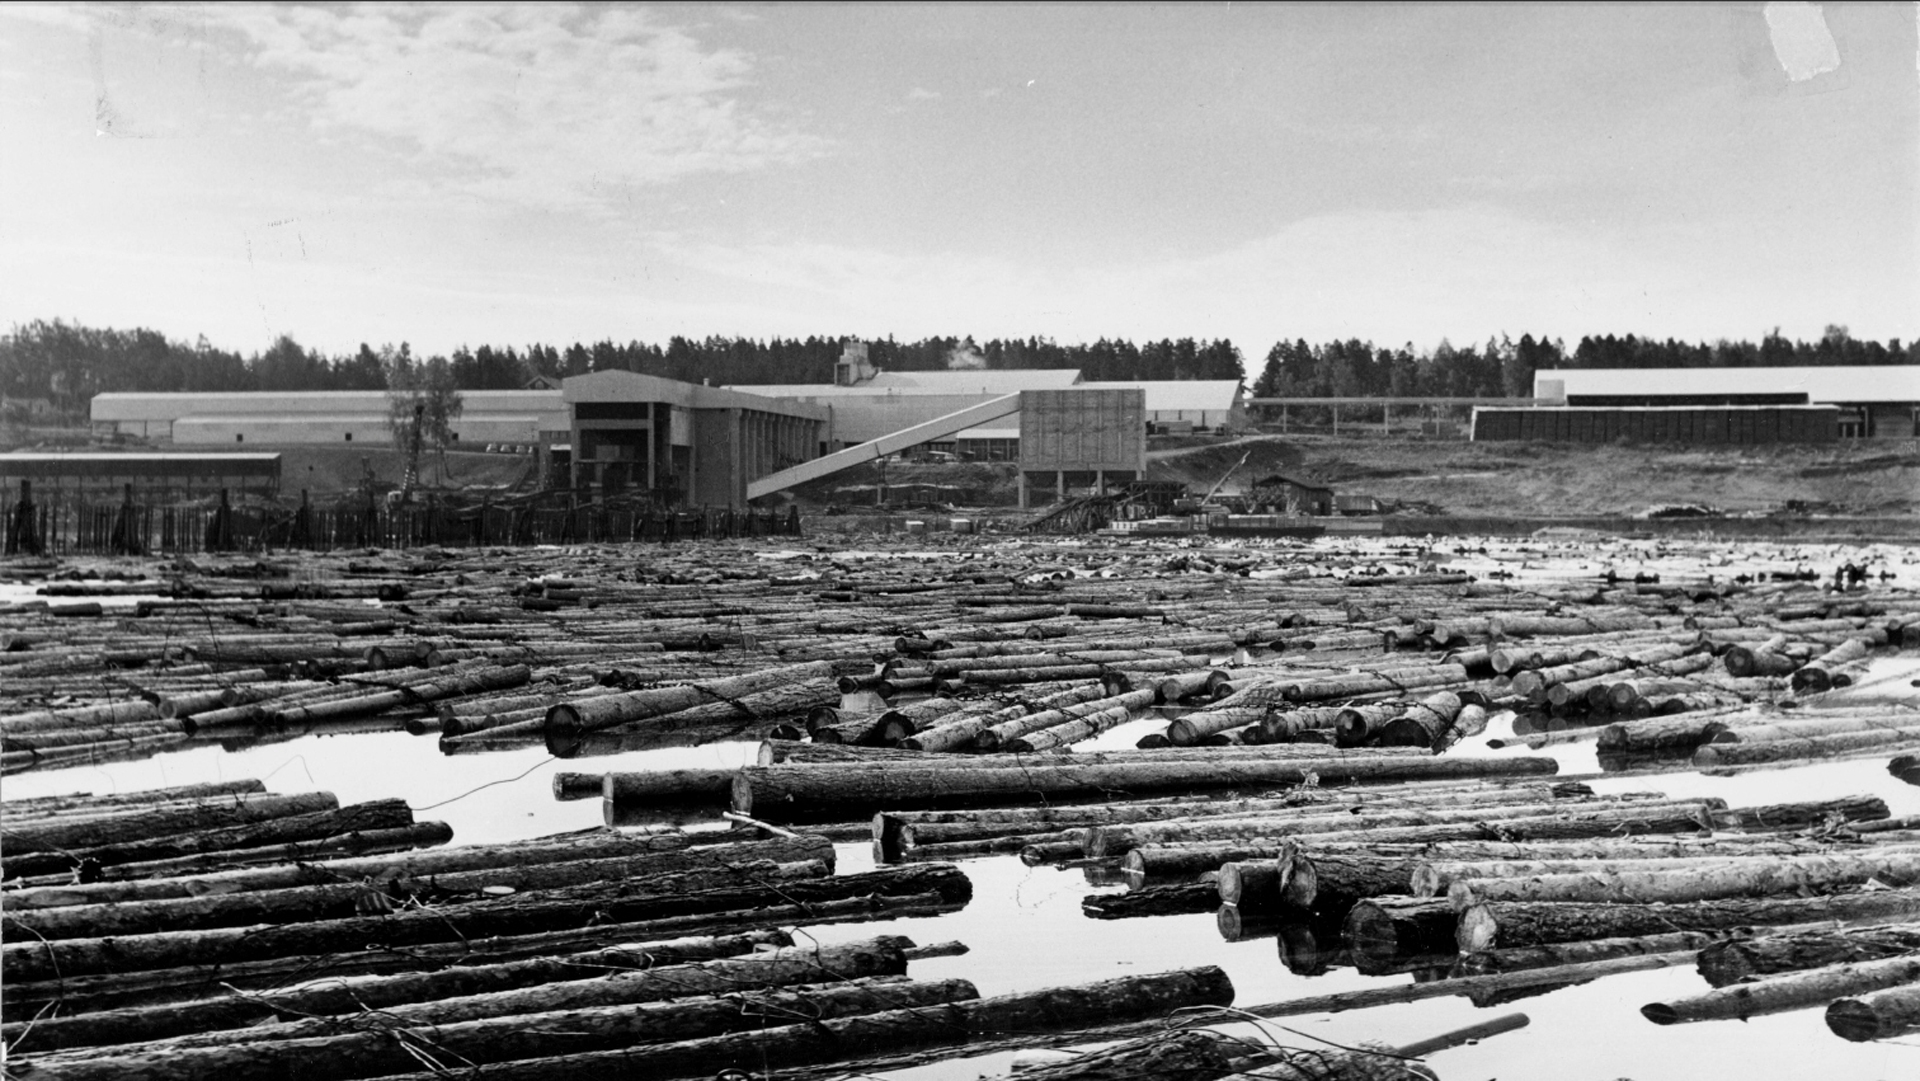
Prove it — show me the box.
[2,3,1915,358]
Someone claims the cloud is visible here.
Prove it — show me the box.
[644,204,1800,350]
[906,86,941,101]
[0,3,93,33]
[205,4,826,205]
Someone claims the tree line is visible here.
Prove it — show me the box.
[2,319,1912,421]
[1253,327,1916,400]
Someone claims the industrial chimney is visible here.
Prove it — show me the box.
[835,342,876,387]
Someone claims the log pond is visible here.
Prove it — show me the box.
[5,533,1920,1080]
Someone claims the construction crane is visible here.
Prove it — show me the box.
[1175,449,1251,515]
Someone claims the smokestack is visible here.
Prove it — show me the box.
[836,342,875,387]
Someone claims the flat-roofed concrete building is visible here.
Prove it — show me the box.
[561,370,830,508]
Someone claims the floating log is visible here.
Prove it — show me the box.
[1457,887,1920,952]
[1695,728,1920,767]
[1,863,970,982]
[4,932,886,1054]
[543,661,835,734]
[0,779,266,816]
[22,977,980,1081]
[1282,664,1471,703]
[1708,714,1920,745]
[1827,983,1920,1041]
[267,664,531,725]
[337,966,1236,1081]
[1278,850,1429,919]
[731,755,1559,823]
[1343,897,1459,961]
[1232,948,1700,1020]
[1449,849,1920,909]
[1082,796,1706,859]
[1695,921,1920,986]
[597,768,739,807]
[0,792,339,855]
[973,689,1155,752]
[1082,882,1221,919]
[1644,953,1920,1025]
[1216,859,1287,911]
[1376,691,1470,749]
[1790,638,1872,693]
[1455,929,1727,977]
[1,800,418,880]
[6,837,838,940]
[1127,841,1291,879]
[1000,1029,1240,1081]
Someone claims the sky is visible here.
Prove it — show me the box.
[1,2,1915,361]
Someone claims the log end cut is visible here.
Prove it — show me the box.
[1826,998,1886,1042]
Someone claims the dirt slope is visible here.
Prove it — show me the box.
[1147,434,1920,518]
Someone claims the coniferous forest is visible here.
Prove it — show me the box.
[2,319,1912,422]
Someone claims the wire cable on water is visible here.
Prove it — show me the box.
[413,754,559,812]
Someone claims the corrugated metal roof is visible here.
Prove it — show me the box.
[1535,367,1920,404]
[92,390,563,421]
[1077,380,1244,412]
[168,415,549,425]
[735,369,1083,397]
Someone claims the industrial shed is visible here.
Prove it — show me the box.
[0,452,281,497]
[1080,379,1244,431]
[92,390,567,447]
[1016,388,1147,508]
[1534,366,1918,438]
[1471,404,1840,444]
[1251,474,1335,516]
[561,371,830,509]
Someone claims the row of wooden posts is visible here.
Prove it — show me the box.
[1,482,802,555]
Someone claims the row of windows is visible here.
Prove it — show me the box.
[228,432,462,444]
